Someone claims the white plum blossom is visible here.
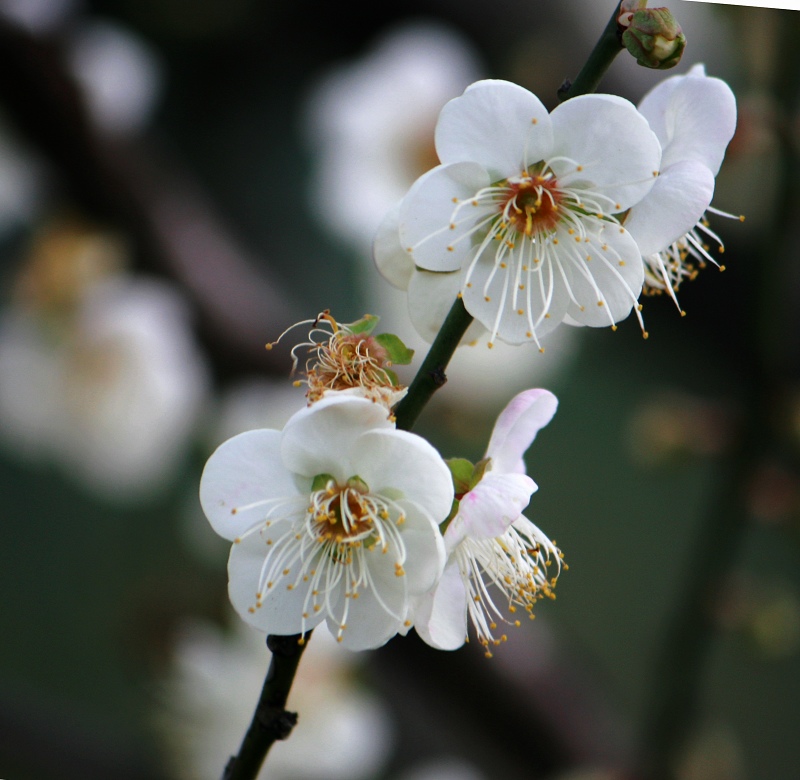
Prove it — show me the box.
[374,79,662,348]
[413,389,563,656]
[199,393,452,650]
[623,64,738,308]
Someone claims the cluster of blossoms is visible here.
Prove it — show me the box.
[200,62,737,656]
[374,66,737,346]
[201,314,562,652]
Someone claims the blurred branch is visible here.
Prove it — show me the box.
[0,17,296,377]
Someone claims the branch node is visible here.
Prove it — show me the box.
[258,707,299,740]
[430,366,447,388]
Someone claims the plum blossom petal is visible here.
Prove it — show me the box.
[562,225,645,327]
[485,388,558,474]
[199,429,301,542]
[326,556,410,650]
[413,561,469,651]
[639,64,737,176]
[446,471,535,547]
[279,392,393,481]
[399,162,490,272]
[459,240,572,345]
[355,429,454,537]
[435,79,552,179]
[373,202,414,290]
[228,529,328,636]
[407,268,487,345]
[623,159,715,257]
[549,93,661,209]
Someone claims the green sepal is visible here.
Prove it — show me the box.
[383,368,400,387]
[374,332,415,365]
[439,457,494,535]
[446,457,475,496]
[311,473,337,492]
[345,314,380,335]
[440,497,460,535]
[471,457,491,486]
[345,475,369,493]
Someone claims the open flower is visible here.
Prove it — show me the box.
[200,393,452,650]
[374,80,661,348]
[623,64,738,308]
[412,389,563,656]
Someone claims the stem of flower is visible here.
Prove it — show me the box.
[392,296,475,431]
[221,632,312,780]
[558,2,625,101]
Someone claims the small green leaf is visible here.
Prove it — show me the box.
[383,368,400,387]
[374,332,415,365]
[345,314,380,335]
[446,457,475,496]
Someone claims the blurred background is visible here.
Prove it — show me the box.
[0,0,798,778]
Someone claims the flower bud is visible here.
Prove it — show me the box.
[621,8,686,70]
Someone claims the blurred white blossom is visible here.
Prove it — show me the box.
[305,20,482,250]
[396,758,487,780]
[66,18,163,137]
[0,226,208,500]
[0,0,77,35]
[156,616,393,780]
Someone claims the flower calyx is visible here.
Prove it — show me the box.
[442,456,491,529]
[621,7,686,70]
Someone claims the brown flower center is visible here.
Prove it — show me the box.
[503,175,563,236]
